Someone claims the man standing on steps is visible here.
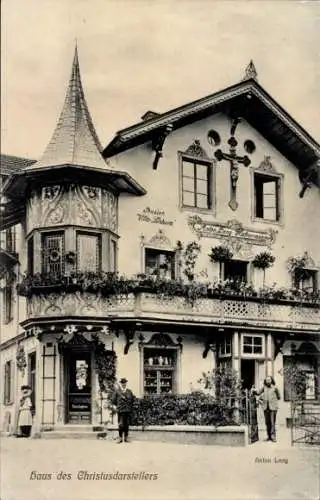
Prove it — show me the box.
[112,378,134,443]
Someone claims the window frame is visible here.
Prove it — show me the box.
[219,337,232,358]
[109,238,118,273]
[144,248,176,279]
[3,284,13,324]
[178,152,215,214]
[240,334,265,359]
[3,360,13,405]
[283,356,317,402]
[76,230,102,273]
[294,269,318,293]
[142,346,178,396]
[41,230,65,276]
[251,169,283,225]
[0,227,16,253]
[223,259,249,284]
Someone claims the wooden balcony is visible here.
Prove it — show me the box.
[25,291,320,333]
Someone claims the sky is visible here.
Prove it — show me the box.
[1,0,320,160]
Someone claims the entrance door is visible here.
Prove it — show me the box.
[28,352,36,413]
[66,351,92,424]
[241,359,256,390]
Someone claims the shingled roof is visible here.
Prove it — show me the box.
[27,46,107,172]
[1,154,36,177]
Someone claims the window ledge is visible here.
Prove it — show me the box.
[251,216,283,227]
[180,206,216,216]
[240,354,265,359]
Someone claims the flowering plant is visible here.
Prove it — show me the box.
[16,272,319,306]
[252,252,275,270]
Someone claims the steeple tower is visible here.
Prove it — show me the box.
[28,46,107,171]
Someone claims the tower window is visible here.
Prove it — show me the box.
[76,232,101,272]
[42,232,65,276]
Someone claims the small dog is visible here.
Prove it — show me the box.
[96,431,107,440]
[96,421,110,440]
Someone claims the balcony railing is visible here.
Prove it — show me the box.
[20,273,320,332]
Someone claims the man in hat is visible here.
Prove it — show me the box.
[256,376,281,442]
[112,378,134,443]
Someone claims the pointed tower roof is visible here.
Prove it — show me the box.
[28,46,107,171]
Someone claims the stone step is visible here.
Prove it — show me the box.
[54,425,100,432]
[40,424,108,439]
[41,431,100,440]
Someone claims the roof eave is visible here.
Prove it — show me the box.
[2,163,146,199]
[0,249,20,266]
[102,79,320,165]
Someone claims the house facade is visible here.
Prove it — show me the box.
[1,50,319,434]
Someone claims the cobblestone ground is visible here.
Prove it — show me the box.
[1,431,319,500]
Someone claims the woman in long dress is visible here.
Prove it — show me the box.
[17,385,33,437]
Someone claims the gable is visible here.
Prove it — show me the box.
[103,79,319,186]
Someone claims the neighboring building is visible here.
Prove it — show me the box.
[1,50,319,434]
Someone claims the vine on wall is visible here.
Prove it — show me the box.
[287,253,313,283]
[93,334,117,401]
[16,343,27,376]
[176,240,201,282]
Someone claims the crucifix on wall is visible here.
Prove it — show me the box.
[208,118,255,211]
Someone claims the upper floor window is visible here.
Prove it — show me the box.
[76,232,101,272]
[145,248,175,279]
[0,227,16,253]
[294,269,318,292]
[181,158,213,210]
[3,284,13,324]
[224,260,248,284]
[3,360,13,405]
[42,231,65,276]
[27,237,34,275]
[110,239,117,273]
[253,173,281,222]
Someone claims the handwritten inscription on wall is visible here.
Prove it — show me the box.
[137,207,174,226]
